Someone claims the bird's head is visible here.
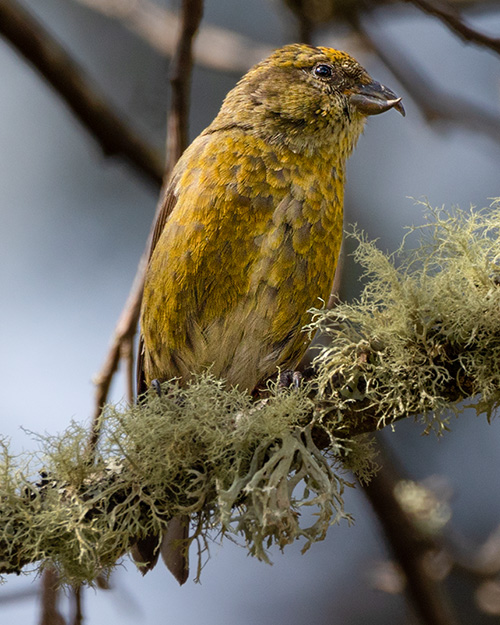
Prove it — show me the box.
[214,43,404,155]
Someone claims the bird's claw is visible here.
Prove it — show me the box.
[278,370,303,389]
[151,379,162,397]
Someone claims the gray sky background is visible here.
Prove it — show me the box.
[1,1,500,623]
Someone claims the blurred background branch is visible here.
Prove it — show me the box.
[362,441,460,625]
[0,0,163,187]
[352,12,500,143]
[405,0,500,54]
[71,0,272,73]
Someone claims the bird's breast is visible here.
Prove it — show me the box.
[142,132,345,389]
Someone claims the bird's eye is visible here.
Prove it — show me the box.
[313,64,333,79]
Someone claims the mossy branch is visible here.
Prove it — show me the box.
[311,199,500,435]
[2,201,500,585]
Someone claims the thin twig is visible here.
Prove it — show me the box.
[362,440,461,625]
[0,0,163,187]
[353,13,500,145]
[39,567,66,625]
[87,253,147,455]
[88,0,204,454]
[72,585,83,625]
[406,0,500,55]
[165,0,204,175]
[282,0,315,44]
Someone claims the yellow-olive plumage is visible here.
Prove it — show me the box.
[136,43,404,581]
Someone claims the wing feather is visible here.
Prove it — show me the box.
[136,180,179,398]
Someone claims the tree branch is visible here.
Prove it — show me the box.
[71,585,83,625]
[0,339,490,581]
[362,441,460,625]
[0,0,163,187]
[39,567,65,625]
[406,0,500,56]
[87,253,147,455]
[352,13,500,145]
[165,0,204,176]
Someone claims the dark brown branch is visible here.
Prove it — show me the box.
[0,0,163,187]
[71,585,83,625]
[39,567,66,625]
[447,523,500,580]
[353,13,500,145]
[87,253,146,453]
[282,0,315,44]
[362,441,460,625]
[406,0,500,55]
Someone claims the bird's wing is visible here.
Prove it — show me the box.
[136,181,179,398]
[148,181,179,264]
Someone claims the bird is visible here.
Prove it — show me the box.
[133,43,404,583]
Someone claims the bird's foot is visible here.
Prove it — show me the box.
[151,379,162,397]
[278,370,303,389]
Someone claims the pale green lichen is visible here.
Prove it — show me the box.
[0,377,358,585]
[310,200,500,430]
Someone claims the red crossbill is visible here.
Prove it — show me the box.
[135,43,404,582]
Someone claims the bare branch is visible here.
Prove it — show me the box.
[39,567,65,625]
[353,14,500,145]
[0,0,163,187]
[362,442,460,625]
[165,0,204,175]
[281,0,316,44]
[87,253,146,455]
[71,585,83,625]
[406,0,500,55]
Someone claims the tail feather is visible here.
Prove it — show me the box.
[130,533,161,575]
[131,515,190,584]
[160,515,190,585]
